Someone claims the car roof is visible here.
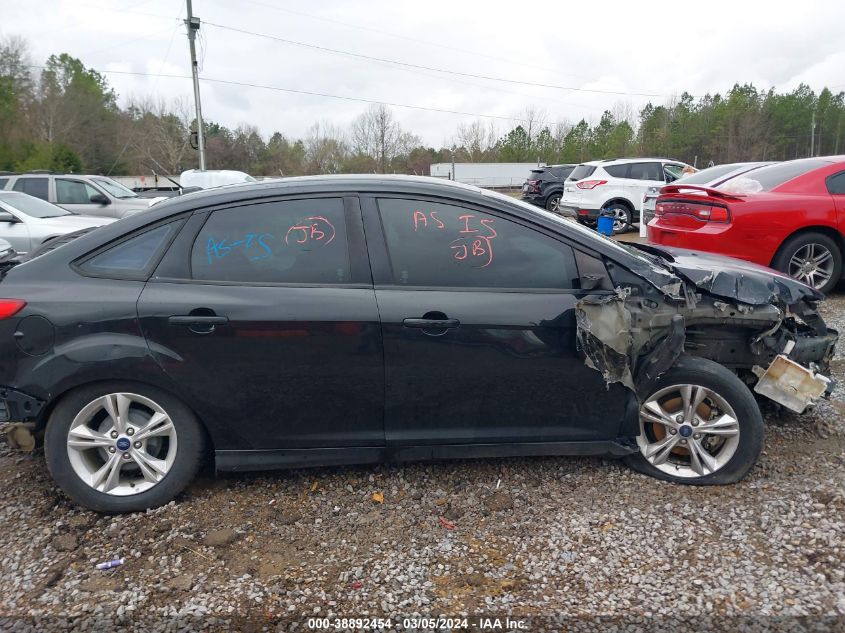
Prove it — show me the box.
[581,157,684,167]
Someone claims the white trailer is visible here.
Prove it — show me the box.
[429,162,545,188]
[111,174,181,191]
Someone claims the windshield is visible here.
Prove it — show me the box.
[93,177,139,199]
[0,193,70,218]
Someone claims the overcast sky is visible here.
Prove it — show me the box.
[5,0,845,146]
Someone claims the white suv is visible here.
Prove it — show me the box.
[558,158,689,233]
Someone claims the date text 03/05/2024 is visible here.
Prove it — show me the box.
[305,616,529,630]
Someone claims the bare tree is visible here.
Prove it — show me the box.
[454,119,490,161]
[351,104,416,173]
[304,122,348,174]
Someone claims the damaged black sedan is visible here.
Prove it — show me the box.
[0,176,837,512]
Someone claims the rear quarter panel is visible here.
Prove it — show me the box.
[730,193,838,265]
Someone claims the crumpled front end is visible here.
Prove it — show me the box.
[575,251,837,414]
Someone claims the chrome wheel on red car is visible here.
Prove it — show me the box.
[786,242,835,291]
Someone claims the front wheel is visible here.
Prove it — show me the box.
[771,232,842,294]
[624,356,764,485]
[45,382,206,512]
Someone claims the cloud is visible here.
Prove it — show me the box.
[5,0,844,145]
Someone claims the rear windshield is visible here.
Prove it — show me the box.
[721,159,830,192]
[527,169,545,180]
[568,165,597,181]
[678,164,745,185]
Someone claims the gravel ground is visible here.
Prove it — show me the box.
[1,293,845,632]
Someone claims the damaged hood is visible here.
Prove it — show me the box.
[629,244,824,307]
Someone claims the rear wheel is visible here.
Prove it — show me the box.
[624,356,764,485]
[605,203,632,234]
[772,232,842,294]
[45,382,206,512]
[545,193,562,213]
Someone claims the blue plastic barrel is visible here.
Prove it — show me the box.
[597,214,615,236]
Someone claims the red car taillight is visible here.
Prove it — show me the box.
[0,299,26,320]
[576,179,607,190]
[655,201,730,223]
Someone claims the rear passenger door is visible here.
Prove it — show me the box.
[137,196,385,451]
[626,162,664,214]
[828,171,845,222]
[11,177,51,201]
[362,195,628,447]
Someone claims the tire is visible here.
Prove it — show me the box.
[771,231,842,295]
[44,382,206,513]
[604,203,632,234]
[545,193,562,213]
[624,356,764,485]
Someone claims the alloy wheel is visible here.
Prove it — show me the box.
[611,207,629,232]
[637,384,741,478]
[548,196,561,213]
[787,243,834,290]
[66,392,178,496]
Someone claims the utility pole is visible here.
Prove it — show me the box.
[810,109,816,158]
[186,0,206,170]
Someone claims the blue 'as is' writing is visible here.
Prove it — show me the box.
[206,233,274,264]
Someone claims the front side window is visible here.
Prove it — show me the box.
[378,198,578,289]
[628,162,663,181]
[191,198,350,284]
[81,223,179,277]
[12,177,49,200]
[56,179,100,205]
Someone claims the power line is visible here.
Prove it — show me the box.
[201,21,680,99]
[221,0,623,88]
[27,65,567,125]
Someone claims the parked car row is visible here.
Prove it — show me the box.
[523,158,691,233]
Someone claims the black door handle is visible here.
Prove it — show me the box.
[403,318,460,329]
[168,313,228,335]
[168,316,229,326]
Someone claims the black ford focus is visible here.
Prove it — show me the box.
[0,176,837,512]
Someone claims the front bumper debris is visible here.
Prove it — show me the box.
[752,347,832,414]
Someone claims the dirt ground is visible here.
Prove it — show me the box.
[1,289,844,632]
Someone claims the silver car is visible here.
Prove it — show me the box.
[0,174,152,219]
[0,192,114,255]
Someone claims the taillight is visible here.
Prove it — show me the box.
[0,299,26,320]
[655,201,730,223]
[576,179,607,190]
[527,179,540,193]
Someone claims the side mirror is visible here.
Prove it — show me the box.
[579,273,605,291]
[0,211,19,223]
[89,193,110,205]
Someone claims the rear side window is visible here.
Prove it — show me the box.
[604,165,629,178]
[191,198,350,284]
[628,162,663,181]
[569,165,596,181]
[56,179,100,204]
[378,198,578,289]
[80,223,180,277]
[735,159,831,191]
[828,171,845,195]
[12,177,49,200]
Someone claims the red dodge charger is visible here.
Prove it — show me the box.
[648,157,845,294]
